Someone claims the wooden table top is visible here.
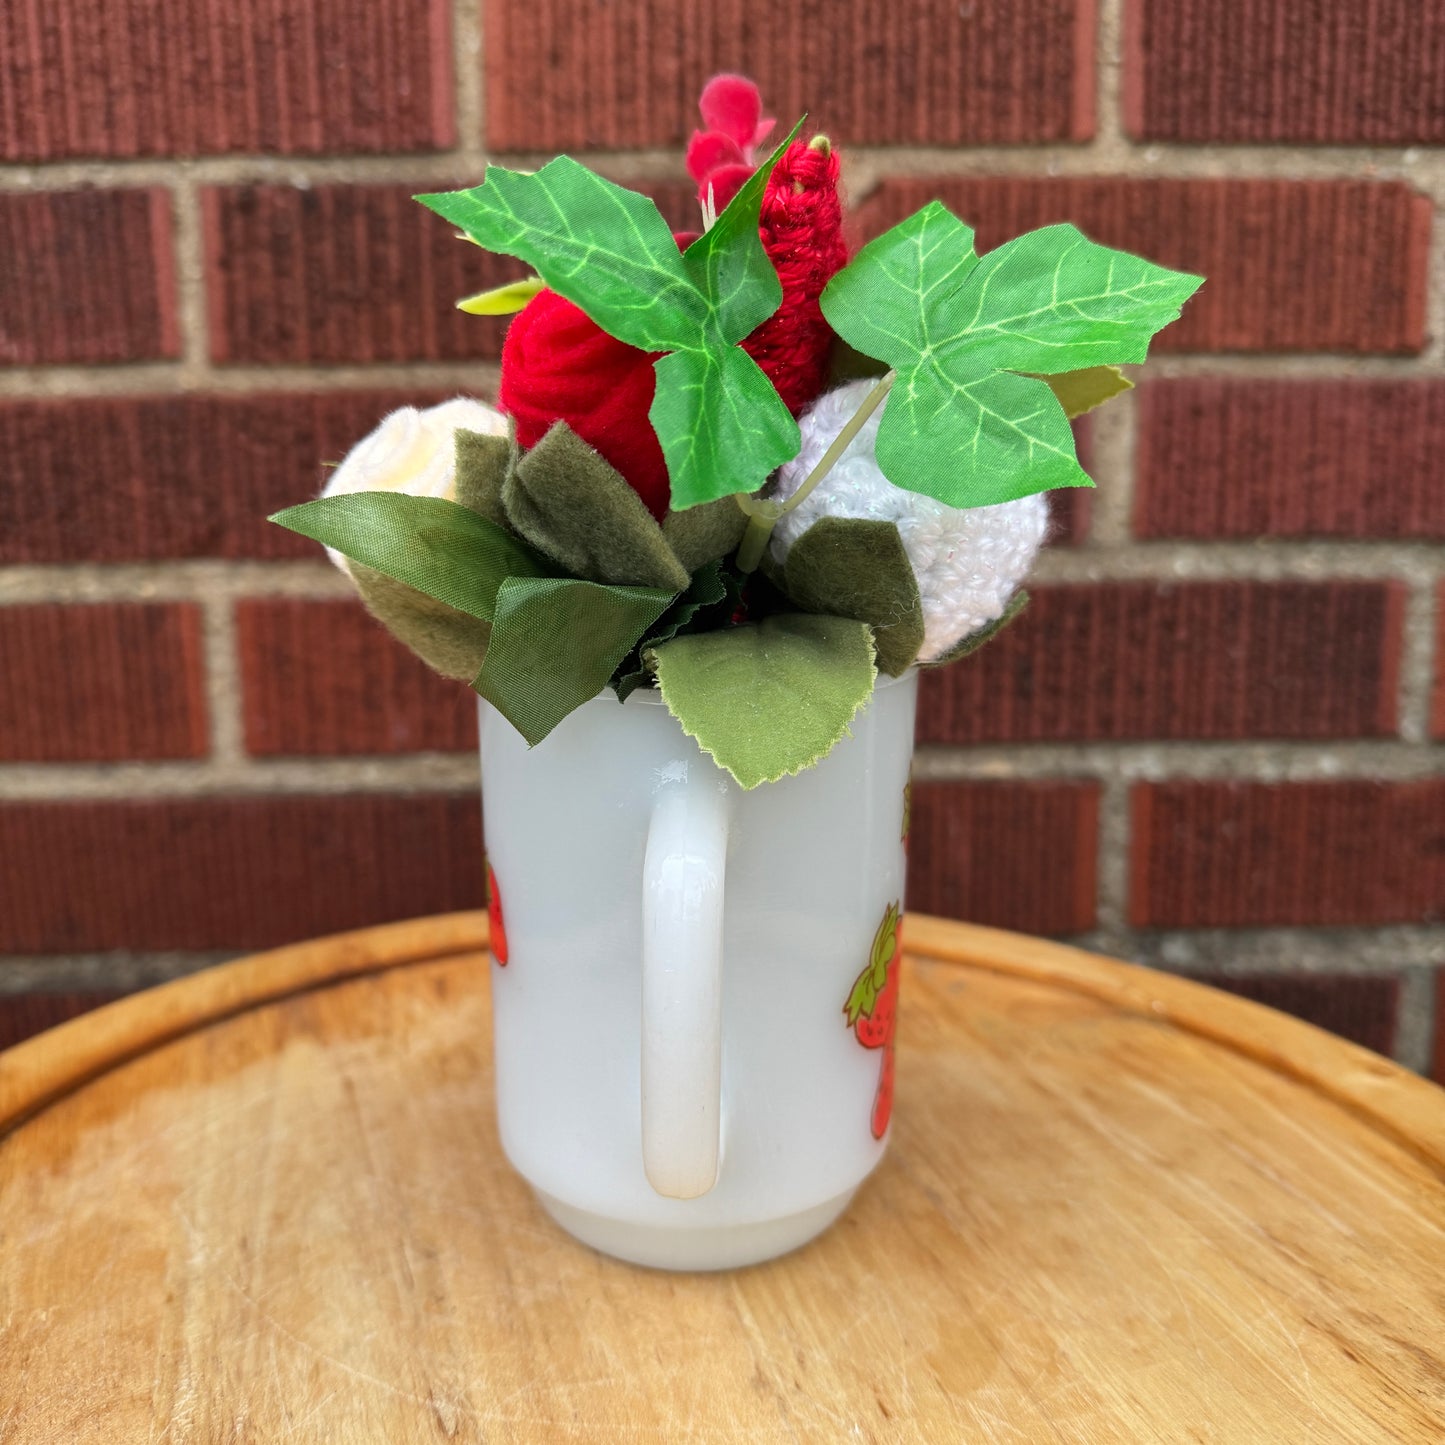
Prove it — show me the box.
[2,913,1443,1442]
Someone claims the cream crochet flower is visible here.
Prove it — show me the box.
[769,380,1049,661]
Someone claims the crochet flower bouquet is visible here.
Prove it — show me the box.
[273,77,1201,788]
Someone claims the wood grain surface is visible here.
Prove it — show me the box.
[2,914,1443,1442]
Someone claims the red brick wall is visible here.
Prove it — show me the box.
[1,0,1441,1076]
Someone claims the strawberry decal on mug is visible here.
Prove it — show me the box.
[486,859,510,966]
[845,901,902,1139]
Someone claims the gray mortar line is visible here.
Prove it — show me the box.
[0,561,352,604]
[169,176,211,375]
[1094,773,1131,934]
[1092,0,1129,161]
[1077,385,1136,547]
[1071,925,1445,975]
[910,739,1445,782]
[1394,967,1438,1073]
[0,361,504,398]
[201,595,245,765]
[1398,581,1439,744]
[454,0,487,166]
[0,951,238,992]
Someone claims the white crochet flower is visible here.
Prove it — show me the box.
[769,381,1048,661]
[320,397,508,572]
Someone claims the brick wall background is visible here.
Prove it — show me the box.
[2,0,1443,1080]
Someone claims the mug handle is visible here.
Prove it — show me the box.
[641,770,729,1199]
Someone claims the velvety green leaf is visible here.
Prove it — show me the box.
[416,161,706,353]
[502,422,690,591]
[351,566,490,682]
[650,346,800,511]
[782,517,924,677]
[821,204,1200,507]
[270,493,546,621]
[920,589,1030,667]
[1033,364,1132,419]
[661,496,748,573]
[475,576,674,745]
[453,428,513,529]
[681,120,802,341]
[612,560,732,702]
[648,614,877,789]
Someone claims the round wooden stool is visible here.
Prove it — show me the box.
[2,913,1442,1441]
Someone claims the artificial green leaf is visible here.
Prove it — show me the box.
[453,428,513,528]
[681,119,802,340]
[502,422,690,591]
[612,560,732,702]
[270,493,546,622]
[648,614,877,789]
[1034,365,1132,419]
[475,576,675,745]
[920,589,1030,667]
[418,134,804,513]
[351,567,490,682]
[456,276,543,314]
[417,161,705,353]
[821,205,1201,508]
[661,496,748,574]
[934,224,1203,377]
[877,366,1092,505]
[782,517,925,677]
[650,346,800,511]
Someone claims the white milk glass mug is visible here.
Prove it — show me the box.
[478,669,918,1270]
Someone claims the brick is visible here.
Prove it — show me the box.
[483,0,1095,151]
[0,993,130,1052]
[0,604,208,763]
[917,581,1402,745]
[1123,0,1445,145]
[0,389,458,564]
[0,0,452,160]
[1137,379,1445,540]
[1048,417,1093,544]
[238,599,479,756]
[0,796,484,952]
[1435,586,1445,741]
[855,177,1431,354]
[908,781,1098,936]
[1130,781,1445,929]
[0,190,178,365]
[1190,972,1400,1057]
[203,181,699,365]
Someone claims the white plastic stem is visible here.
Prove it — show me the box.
[641,770,729,1199]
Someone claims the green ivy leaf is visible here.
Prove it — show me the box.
[475,576,675,745]
[417,126,805,514]
[417,161,706,353]
[649,346,799,513]
[648,614,877,789]
[821,203,1201,508]
[270,493,546,621]
[781,517,925,677]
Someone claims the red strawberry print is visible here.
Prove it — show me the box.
[844,902,902,1139]
[486,860,509,966]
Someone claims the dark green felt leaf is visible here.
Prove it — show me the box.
[648,614,877,789]
[271,493,546,621]
[920,589,1030,667]
[475,576,675,745]
[612,560,731,702]
[782,517,925,677]
[351,566,490,682]
[453,428,513,529]
[417,162,705,354]
[661,496,748,574]
[502,422,690,591]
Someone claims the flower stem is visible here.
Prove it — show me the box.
[731,370,896,575]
